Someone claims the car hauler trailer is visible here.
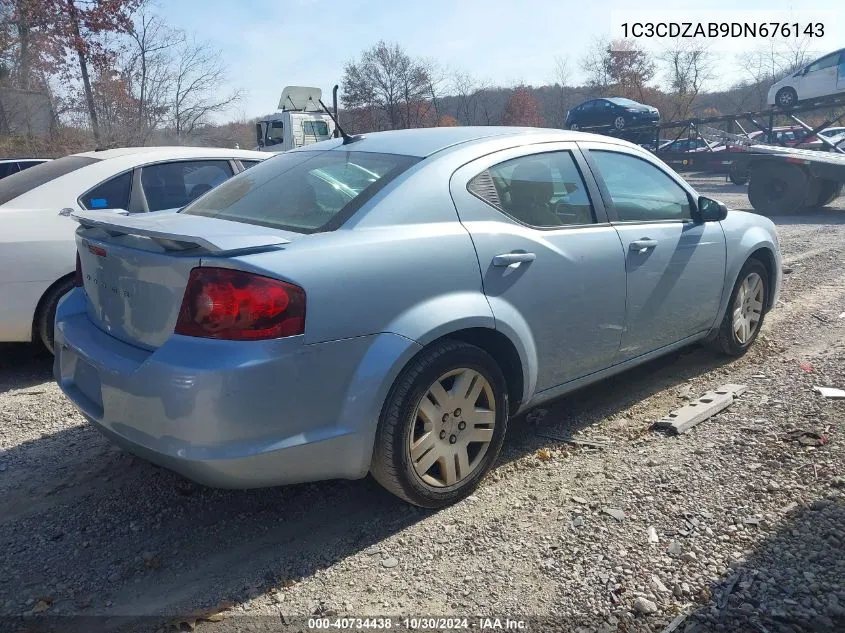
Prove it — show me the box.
[587,93,845,186]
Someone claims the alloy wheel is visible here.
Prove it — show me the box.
[732,272,764,344]
[408,368,496,488]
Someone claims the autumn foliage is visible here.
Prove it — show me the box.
[500,87,545,127]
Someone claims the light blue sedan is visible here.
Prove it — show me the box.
[54,127,781,507]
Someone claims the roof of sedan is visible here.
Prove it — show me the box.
[299,126,617,158]
[72,146,268,160]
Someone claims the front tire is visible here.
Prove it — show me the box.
[370,340,509,508]
[613,116,626,130]
[713,259,769,356]
[36,277,74,355]
[729,162,749,185]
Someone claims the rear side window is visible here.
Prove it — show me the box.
[18,161,45,172]
[0,163,19,179]
[80,171,132,210]
[181,150,419,233]
[0,155,99,206]
[468,151,595,227]
[240,160,262,170]
[141,160,233,211]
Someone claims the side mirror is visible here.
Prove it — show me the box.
[697,196,728,222]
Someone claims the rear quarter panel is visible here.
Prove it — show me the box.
[0,207,77,340]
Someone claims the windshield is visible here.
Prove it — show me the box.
[180,150,419,233]
[0,155,99,206]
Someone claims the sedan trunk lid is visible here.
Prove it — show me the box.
[73,210,301,349]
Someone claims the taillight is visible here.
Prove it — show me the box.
[74,252,83,287]
[174,267,305,340]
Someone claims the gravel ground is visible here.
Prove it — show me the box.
[0,173,843,633]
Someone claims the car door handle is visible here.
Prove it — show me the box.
[629,239,658,253]
[492,252,536,267]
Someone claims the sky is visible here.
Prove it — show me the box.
[155,0,845,121]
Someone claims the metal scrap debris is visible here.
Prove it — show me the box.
[537,431,607,449]
[782,430,828,446]
[814,386,845,399]
[653,384,747,435]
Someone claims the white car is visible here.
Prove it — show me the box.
[0,146,268,353]
[768,48,845,108]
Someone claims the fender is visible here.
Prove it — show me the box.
[709,214,781,336]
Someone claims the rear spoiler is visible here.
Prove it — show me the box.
[72,210,292,254]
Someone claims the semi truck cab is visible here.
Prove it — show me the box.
[255,86,336,152]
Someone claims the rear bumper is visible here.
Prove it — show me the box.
[54,288,421,488]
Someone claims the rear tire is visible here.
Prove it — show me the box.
[729,162,748,185]
[747,163,811,216]
[370,340,509,508]
[36,277,74,355]
[775,87,798,109]
[712,259,769,357]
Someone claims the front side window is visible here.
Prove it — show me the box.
[590,150,692,222]
[181,150,419,233]
[468,151,595,227]
[80,171,132,210]
[141,160,233,212]
[266,121,284,144]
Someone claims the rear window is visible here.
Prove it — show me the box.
[181,150,419,233]
[0,155,99,206]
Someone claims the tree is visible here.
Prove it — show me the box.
[341,41,433,130]
[55,0,141,143]
[0,0,63,91]
[581,37,655,100]
[124,8,180,139]
[607,39,655,101]
[452,69,490,125]
[581,37,613,92]
[170,36,241,138]
[501,86,544,127]
[550,54,571,127]
[659,40,713,120]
